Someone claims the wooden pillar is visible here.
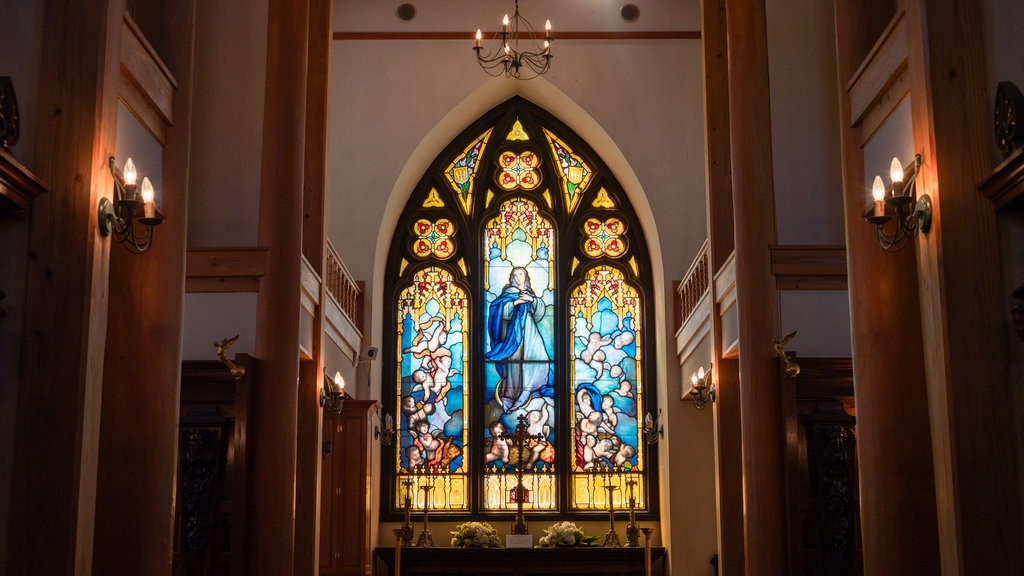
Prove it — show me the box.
[712,359,743,576]
[92,4,196,574]
[724,1,787,573]
[832,3,941,574]
[700,0,743,574]
[295,0,332,573]
[6,0,121,573]
[905,0,1024,572]
[250,0,309,573]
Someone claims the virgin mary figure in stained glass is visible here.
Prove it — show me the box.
[485,266,550,412]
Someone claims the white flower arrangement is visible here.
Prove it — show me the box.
[450,521,501,548]
[537,521,599,547]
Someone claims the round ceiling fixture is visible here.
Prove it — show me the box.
[621,4,640,22]
[396,3,416,22]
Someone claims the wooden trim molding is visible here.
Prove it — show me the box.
[770,245,847,290]
[333,30,699,41]
[0,148,48,218]
[186,247,269,292]
[846,11,908,134]
[119,13,177,144]
[979,147,1024,210]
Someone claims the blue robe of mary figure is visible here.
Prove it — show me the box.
[485,267,550,412]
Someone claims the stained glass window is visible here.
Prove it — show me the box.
[383,97,657,520]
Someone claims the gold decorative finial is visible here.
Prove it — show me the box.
[214,334,245,380]
[773,330,800,378]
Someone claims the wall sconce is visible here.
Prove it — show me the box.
[689,365,715,410]
[320,369,347,414]
[375,412,396,446]
[99,156,163,254]
[642,409,662,445]
[865,154,931,251]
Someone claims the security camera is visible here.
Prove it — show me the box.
[365,347,379,360]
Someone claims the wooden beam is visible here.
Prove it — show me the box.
[769,245,848,290]
[846,12,907,129]
[118,13,177,144]
[185,247,268,292]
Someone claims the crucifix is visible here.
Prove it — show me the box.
[500,413,545,535]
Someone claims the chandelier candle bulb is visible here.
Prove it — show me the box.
[475,29,482,47]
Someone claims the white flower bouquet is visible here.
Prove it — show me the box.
[450,521,501,548]
[537,521,599,547]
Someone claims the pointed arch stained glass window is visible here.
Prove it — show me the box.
[383,97,657,520]
[394,266,469,511]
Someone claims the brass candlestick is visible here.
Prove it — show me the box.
[414,469,436,547]
[602,482,621,547]
[625,477,640,547]
[398,479,414,546]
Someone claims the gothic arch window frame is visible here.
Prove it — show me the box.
[380,96,659,521]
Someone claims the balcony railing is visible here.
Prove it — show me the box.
[325,240,363,332]
[675,240,709,332]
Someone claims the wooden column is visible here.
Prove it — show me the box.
[832,4,941,573]
[250,0,309,573]
[906,0,1024,572]
[7,0,121,573]
[712,358,743,576]
[724,0,787,573]
[92,5,196,574]
[294,0,333,573]
[700,0,742,574]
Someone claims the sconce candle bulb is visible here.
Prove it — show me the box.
[871,176,886,218]
[123,157,137,188]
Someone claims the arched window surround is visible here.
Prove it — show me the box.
[379,96,660,521]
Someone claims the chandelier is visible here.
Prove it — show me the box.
[474,0,552,79]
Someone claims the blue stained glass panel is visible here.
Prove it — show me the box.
[481,198,556,488]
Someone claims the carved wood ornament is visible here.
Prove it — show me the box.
[995,81,1024,158]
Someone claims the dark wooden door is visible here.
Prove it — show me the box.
[173,356,252,576]
[783,357,862,576]
[321,399,381,576]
